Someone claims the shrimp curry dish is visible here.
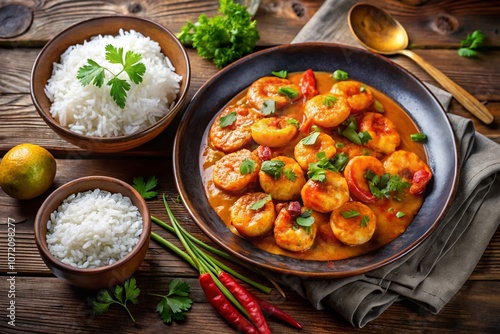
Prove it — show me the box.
[201,69,432,261]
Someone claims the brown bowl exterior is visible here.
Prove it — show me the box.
[30,16,190,153]
[34,176,151,290]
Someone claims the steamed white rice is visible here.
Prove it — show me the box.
[45,29,182,137]
[46,189,143,269]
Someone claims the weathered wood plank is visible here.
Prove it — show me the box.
[0,276,499,333]
[2,0,499,48]
[0,0,323,47]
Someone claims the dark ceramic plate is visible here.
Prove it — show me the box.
[173,43,458,278]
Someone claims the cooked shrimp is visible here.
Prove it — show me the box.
[251,116,299,147]
[213,149,260,192]
[230,192,276,238]
[382,150,433,195]
[330,201,377,246]
[294,132,337,170]
[303,94,351,128]
[259,156,306,201]
[358,112,400,154]
[274,202,318,252]
[301,169,350,213]
[247,76,302,111]
[344,156,385,203]
[209,104,262,153]
[330,81,373,113]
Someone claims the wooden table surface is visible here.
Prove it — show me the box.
[1,0,499,333]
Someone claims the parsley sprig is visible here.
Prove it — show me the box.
[77,44,146,108]
[458,30,485,57]
[90,278,140,323]
[132,176,159,200]
[151,279,193,324]
[177,0,260,69]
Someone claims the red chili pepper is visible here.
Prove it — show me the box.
[253,294,303,329]
[219,272,271,334]
[199,273,259,334]
[299,68,319,101]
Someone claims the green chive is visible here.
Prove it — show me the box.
[410,133,427,142]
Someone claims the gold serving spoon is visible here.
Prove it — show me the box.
[348,3,494,124]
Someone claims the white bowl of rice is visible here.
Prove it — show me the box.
[34,176,151,290]
[30,16,190,153]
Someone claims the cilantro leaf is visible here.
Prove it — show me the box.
[220,111,237,128]
[365,172,410,199]
[261,160,285,180]
[284,167,297,181]
[90,278,140,323]
[301,131,320,145]
[153,279,193,324]
[76,44,146,109]
[107,77,130,109]
[296,209,315,233]
[250,194,272,210]
[132,176,159,200]
[307,152,338,182]
[77,59,105,87]
[240,158,257,175]
[261,99,276,115]
[458,30,485,57]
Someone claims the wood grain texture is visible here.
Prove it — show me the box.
[1,1,500,333]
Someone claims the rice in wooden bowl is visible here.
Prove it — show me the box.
[34,176,151,290]
[30,16,190,153]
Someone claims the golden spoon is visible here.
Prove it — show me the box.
[348,3,494,125]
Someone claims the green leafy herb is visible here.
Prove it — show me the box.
[410,133,427,142]
[358,131,373,144]
[90,278,140,323]
[152,279,193,324]
[261,99,276,115]
[272,70,288,78]
[301,131,320,145]
[373,99,385,113]
[296,209,315,233]
[322,95,338,107]
[307,152,338,182]
[240,158,257,174]
[359,84,366,92]
[341,118,372,145]
[396,211,405,218]
[177,0,260,69]
[335,142,345,149]
[250,194,272,210]
[284,167,297,181]
[77,44,146,109]
[365,171,410,200]
[261,160,285,179]
[132,176,158,200]
[220,111,237,128]
[341,210,360,219]
[360,215,370,227]
[287,118,300,128]
[331,152,349,172]
[332,69,349,81]
[278,87,299,99]
[458,30,485,57]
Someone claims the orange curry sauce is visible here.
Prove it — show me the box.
[201,71,427,261]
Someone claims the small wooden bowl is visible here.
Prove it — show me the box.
[34,176,151,290]
[30,16,190,153]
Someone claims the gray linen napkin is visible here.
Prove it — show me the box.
[277,0,500,327]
